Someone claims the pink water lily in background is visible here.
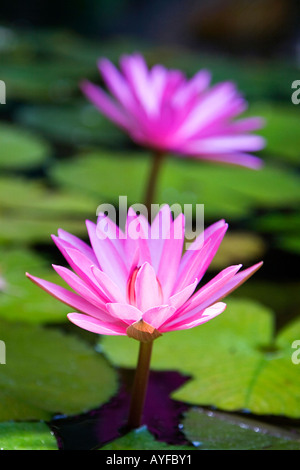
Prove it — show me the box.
[26,206,262,341]
[81,52,265,169]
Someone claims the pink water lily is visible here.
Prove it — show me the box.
[26,205,262,341]
[81,52,265,169]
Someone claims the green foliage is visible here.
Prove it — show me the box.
[182,408,300,450]
[0,421,58,450]
[0,318,118,421]
[101,299,300,418]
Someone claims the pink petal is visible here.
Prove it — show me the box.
[180,264,242,315]
[67,313,127,335]
[57,228,98,264]
[80,80,130,130]
[182,134,266,154]
[125,208,151,266]
[98,57,136,112]
[176,82,239,139]
[52,264,107,309]
[157,213,185,299]
[26,273,112,323]
[91,265,126,303]
[161,302,226,332]
[51,235,99,292]
[106,303,141,325]
[148,204,173,272]
[183,152,264,169]
[86,220,128,290]
[96,212,125,257]
[226,116,265,133]
[135,262,162,312]
[168,262,263,327]
[175,224,228,293]
[168,278,198,310]
[142,305,176,330]
[120,53,157,116]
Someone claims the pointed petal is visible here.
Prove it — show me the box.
[91,265,126,303]
[67,313,127,335]
[57,228,98,264]
[86,220,128,291]
[149,204,173,272]
[178,220,227,275]
[106,303,141,325]
[179,264,242,315]
[26,273,111,323]
[157,213,185,299]
[168,278,198,310]
[142,305,176,330]
[52,264,107,309]
[80,80,130,130]
[135,262,162,312]
[168,262,263,327]
[162,302,226,332]
[175,223,228,292]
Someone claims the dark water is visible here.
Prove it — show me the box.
[50,368,191,450]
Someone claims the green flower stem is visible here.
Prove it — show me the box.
[144,151,165,217]
[127,340,153,430]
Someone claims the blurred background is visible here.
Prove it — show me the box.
[0,0,300,450]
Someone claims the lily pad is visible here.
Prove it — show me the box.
[0,176,100,245]
[182,408,300,450]
[0,318,118,422]
[0,248,70,324]
[49,151,300,221]
[0,421,58,450]
[0,122,51,170]
[101,298,300,418]
[100,426,194,451]
[246,102,300,164]
[16,103,128,147]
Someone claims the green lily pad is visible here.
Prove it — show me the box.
[246,102,300,164]
[0,122,51,170]
[0,60,93,103]
[0,248,70,324]
[16,103,128,147]
[101,298,300,418]
[100,426,194,451]
[0,318,118,421]
[0,176,100,245]
[182,408,300,450]
[49,150,300,221]
[0,176,99,215]
[0,421,58,450]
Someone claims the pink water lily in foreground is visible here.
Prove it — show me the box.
[81,52,265,169]
[26,205,262,429]
[26,205,262,341]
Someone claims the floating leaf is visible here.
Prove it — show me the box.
[182,408,300,450]
[0,248,69,324]
[246,102,300,164]
[100,426,194,451]
[0,318,118,421]
[101,299,300,418]
[16,103,127,147]
[50,151,300,221]
[0,177,100,245]
[0,421,58,450]
[0,122,51,170]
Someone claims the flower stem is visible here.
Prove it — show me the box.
[127,340,153,430]
[144,151,165,218]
